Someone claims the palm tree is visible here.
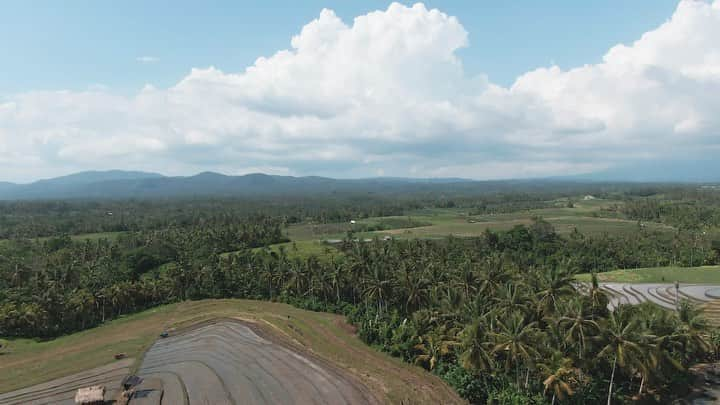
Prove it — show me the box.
[586,273,609,318]
[400,263,429,314]
[414,329,459,371]
[492,282,532,318]
[540,352,576,405]
[597,310,650,405]
[285,263,308,297]
[490,312,541,387]
[453,258,478,300]
[557,298,599,359]
[674,300,710,361]
[535,267,575,315]
[328,260,344,304]
[460,318,494,373]
[477,255,510,295]
[362,264,394,315]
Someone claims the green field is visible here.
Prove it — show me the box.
[284,199,673,243]
[0,231,124,246]
[242,240,341,262]
[575,266,720,284]
[0,299,461,404]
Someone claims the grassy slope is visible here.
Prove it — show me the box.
[0,299,461,404]
[575,266,720,284]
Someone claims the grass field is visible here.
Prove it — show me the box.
[0,231,124,247]
[245,240,341,261]
[576,266,720,284]
[69,232,124,241]
[284,199,674,244]
[0,299,461,404]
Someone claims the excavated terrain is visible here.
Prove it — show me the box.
[0,320,378,405]
[0,358,132,405]
[133,319,377,405]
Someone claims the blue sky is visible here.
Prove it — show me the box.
[1,1,677,93]
[1,1,719,182]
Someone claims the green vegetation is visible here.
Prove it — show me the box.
[248,240,342,262]
[4,183,720,403]
[577,265,720,284]
[286,201,675,243]
[0,303,176,393]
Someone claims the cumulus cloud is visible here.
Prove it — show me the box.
[1,1,720,181]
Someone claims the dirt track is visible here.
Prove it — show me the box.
[0,358,131,405]
[135,319,379,405]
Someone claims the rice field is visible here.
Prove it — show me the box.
[284,199,674,243]
[136,320,376,404]
[576,266,720,284]
[0,299,462,404]
[576,282,720,310]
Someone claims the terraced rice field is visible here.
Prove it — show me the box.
[576,282,720,311]
[0,321,380,405]
[0,299,461,404]
[136,320,377,405]
[0,358,132,405]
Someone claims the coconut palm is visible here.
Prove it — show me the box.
[414,329,459,371]
[492,282,532,318]
[535,267,575,315]
[460,318,494,373]
[557,298,599,359]
[362,264,394,315]
[597,310,650,405]
[490,312,541,387]
[540,352,576,405]
[586,273,609,318]
[673,300,710,361]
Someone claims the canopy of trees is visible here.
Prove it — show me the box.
[1,185,719,403]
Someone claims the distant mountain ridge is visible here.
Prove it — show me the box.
[2,169,708,201]
[32,170,164,187]
[0,170,483,200]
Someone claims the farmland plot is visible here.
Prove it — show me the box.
[136,320,377,405]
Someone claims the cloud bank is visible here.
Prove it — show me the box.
[1,1,719,182]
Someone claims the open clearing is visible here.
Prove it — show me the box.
[227,240,341,262]
[0,299,462,405]
[576,266,720,284]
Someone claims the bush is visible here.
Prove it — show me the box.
[436,363,488,404]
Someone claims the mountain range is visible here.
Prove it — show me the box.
[0,169,715,201]
[0,170,484,200]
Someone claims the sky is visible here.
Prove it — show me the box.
[1,0,718,182]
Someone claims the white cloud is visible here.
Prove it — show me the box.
[1,1,720,182]
[136,56,159,64]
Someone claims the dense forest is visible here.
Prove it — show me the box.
[2,184,720,403]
